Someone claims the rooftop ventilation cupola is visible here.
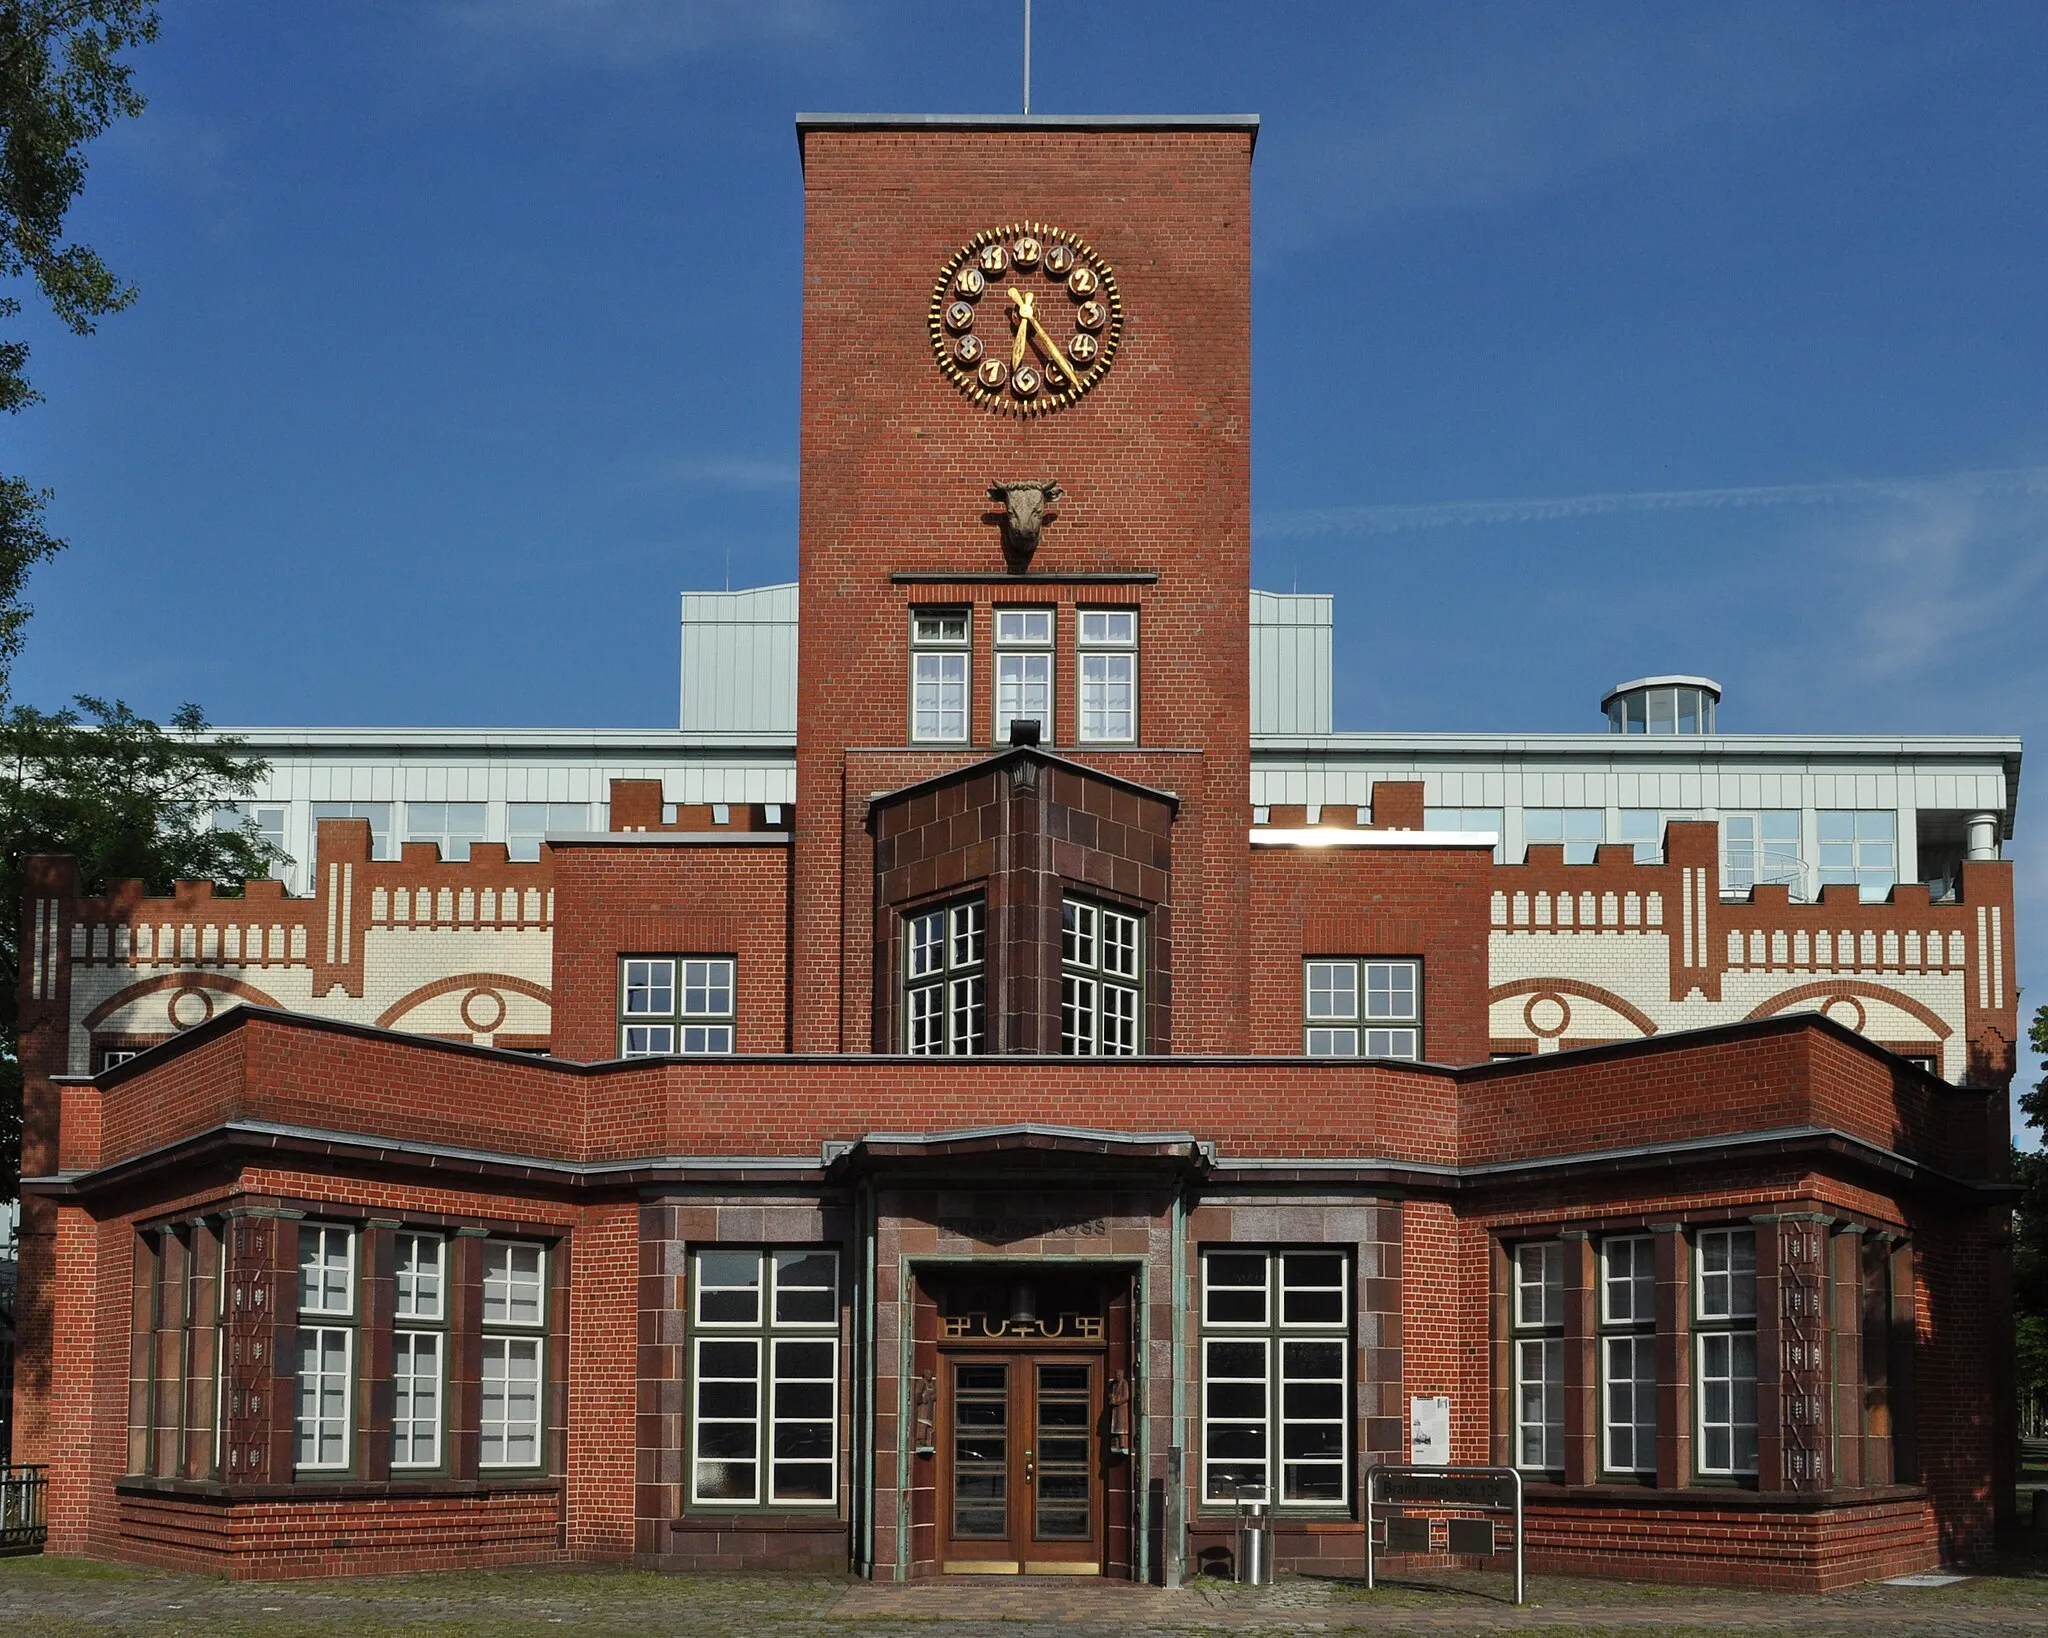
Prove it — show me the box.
[1602,675,1721,735]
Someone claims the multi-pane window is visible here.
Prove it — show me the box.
[1200,1250,1349,1507]
[1524,808,1603,864]
[619,957,735,1056]
[994,608,1054,743]
[391,1232,445,1469]
[508,801,589,862]
[1724,812,1803,898]
[1302,959,1421,1060]
[1695,1228,1758,1477]
[904,896,985,1054]
[1076,609,1136,742]
[295,1225,356,1471]
[1818,810,1897,901]
[309,801,395,860]
[690,1249,840,1507]
[1600,1236,1657,1475]
[910,609,970,743]
[213,802,292,885]
[1617,810,1661,864]
[405,801,488,862]
[1061,897,1142,1055]
[1424,806,1505,862]
[1512,1241,1564,1473]
[480,1242,546,1469]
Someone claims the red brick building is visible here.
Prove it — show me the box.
[8,114,2021,1589]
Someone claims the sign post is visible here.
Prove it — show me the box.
[1364,1464,1524,1606]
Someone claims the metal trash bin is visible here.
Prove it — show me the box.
[1235,1484,1273,1585]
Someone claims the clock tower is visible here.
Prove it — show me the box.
[791,113,1258,1054]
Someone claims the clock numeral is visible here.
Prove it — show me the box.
[954,268,986,299]
[978,243,1009,274]
[1011,235,1042,268]
[976,358,1010,390]
[1067,331,1099,363]
[1066,266,1099,298]
[1010,364,1042,397]
[944,301,977,334]
[1044,241,1076,275]
[1075,300,1107,332]
[954,333,985,364]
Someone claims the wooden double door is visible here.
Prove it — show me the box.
[938,1351,1105,1574]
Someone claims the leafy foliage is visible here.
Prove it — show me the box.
[0,1,160,699]
[1,697,275,1198]
[2018,1004,2048,1433]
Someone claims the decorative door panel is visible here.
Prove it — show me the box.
[940,1354,1104,1573]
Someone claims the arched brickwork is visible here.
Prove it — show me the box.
[1486,977,1658,1038]
[80,972,284,1034]
[1743,980,1952,1040]
[374,972,554,1031]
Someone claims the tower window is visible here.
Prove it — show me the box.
[910,609,970,743]
[994,607,1055,744]
[1076,609,1136,743]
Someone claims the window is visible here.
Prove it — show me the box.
[690,1249,839,1507]
[1524,808,1603,865]
[1694,1228,1758,1477]
[994,607,1054,743]
[619,957,735,1056]
[1513,1240,1564,1473]
[910,609,970,743]
[508,802,589,862]
[405,801,488,862]
[1302,959,1420,1060]
[310,801,394,860]
[1061,897,1142,1054]
[1424,806,1505,862]
[1076,609,1136,742]
[213,803,291,885]
[295,1225,356,1471]
[391,1232,445,1469]
[480,1242,545,1469]
[1724,812,1802,897]
[1818,810,1896,901]
[1200,1250,1349,1507]
[1600,1236,1656,1476]
[904,897,985,1055]
[1617,810,1660,864]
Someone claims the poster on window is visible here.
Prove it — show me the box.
[1410,1394,1451,1465]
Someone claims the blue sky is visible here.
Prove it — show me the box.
[6,1,2045,1119]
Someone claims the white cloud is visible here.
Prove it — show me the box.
[648,453,797,491]
[430,0,844,77]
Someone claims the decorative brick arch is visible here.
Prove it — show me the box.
[1744,981,1952,1040]
[81,972,285,1034]
[1487,978,1658,1039]
[375,972,554,1031]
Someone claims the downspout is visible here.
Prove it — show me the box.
[860,1173,878,1577]
[1167,1179,1188,1587]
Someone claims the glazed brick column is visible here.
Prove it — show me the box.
[219,1209,299,1485]
[1561,1232,1598,1486]
[124,1230,156,1475]
[358,1222,399,1481]
[1651,1224,1692,1490]
[1861,1233,1896,1485]
[182,1217,223,1480]
[1360,1205,1406,1476]
[1830,1225,1865,1488]
[1755,1213,1830,1493]
[636,1204,688,1557]
[1487,1236,1511,1466]
[448,1228,488,1478]
[1889,1240,1919,1483]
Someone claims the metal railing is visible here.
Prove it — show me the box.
[1,1464,48,1554]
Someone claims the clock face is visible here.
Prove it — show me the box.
[929,223,1121,415]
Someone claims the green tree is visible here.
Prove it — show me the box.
[1,697,275,1199]
[2,1,160,697]
[2019,1004,2048,1437]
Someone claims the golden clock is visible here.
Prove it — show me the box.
[929,223,1121,415]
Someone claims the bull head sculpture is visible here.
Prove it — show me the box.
[988,479,1063,564]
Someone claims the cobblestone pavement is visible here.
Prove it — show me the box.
[3,1554,2048,1636]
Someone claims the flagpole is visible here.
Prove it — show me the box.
[1022,0,1031,115]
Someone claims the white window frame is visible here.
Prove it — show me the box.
[1061,896,1142,1055]
[1424,806,1505,863]
[1302,958,1421,1060]
[1693,1228,1759,1478]
[404,800,488,862]
[309,800,395,861]
[507,801,589,862]
[1723,811,1804,899]
[904,897,985,1055]
[689,1249,841,1508]
[295,1224,356,1473]
[1199,1249,1350,1510]
[619,955,735,1056]
[391,1231,446,1471]
[479,1241,547,1472]
[1817,809,1897,902]
[993,606,1055,744]
[1599,1235,1656,1476]
[1512,1240,1564,1473]
[1524,808,1604,865]
[1076,608,1137,743]
[910,608,970,744]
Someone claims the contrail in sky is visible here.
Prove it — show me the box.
[1252,464,2048,540]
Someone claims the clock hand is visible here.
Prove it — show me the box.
[1026,313,1081,388]
[1008,286,1032,369]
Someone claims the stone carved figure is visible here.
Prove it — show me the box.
[988,479,1062,563]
